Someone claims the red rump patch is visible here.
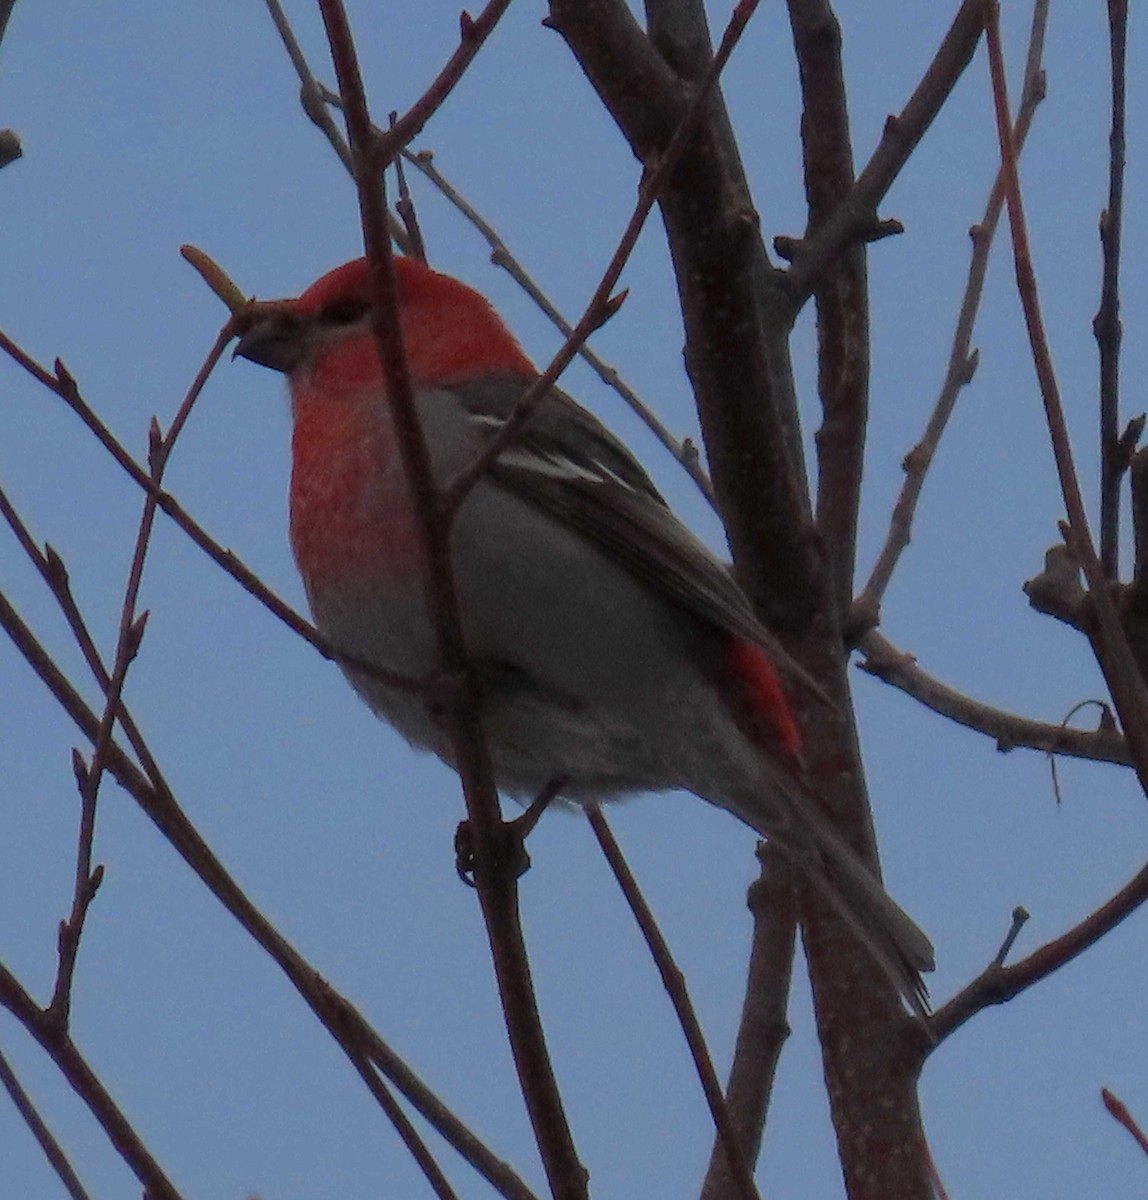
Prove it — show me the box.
[723,635,803,771]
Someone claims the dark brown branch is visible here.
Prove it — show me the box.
[1096,0,1128,578]
[0,128,21,169]
[1132,449,1148,592]
[786,0,869,621]
[317,5,587,1198]
[857,628,1130,766]
[786,0,986,305]
[545,0,685,154]
[554,0,817,629]
[586,808,760,1200]
[700,845,797,1200]
[0,1044,92,1200]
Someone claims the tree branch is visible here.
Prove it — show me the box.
[699,845,797,1200]
[1095,0,1128,578]
[927,854,1148,1045]
[785,0,986,306]
[857,628,1129,766]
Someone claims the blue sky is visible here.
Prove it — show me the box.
[2,2,1148,1197]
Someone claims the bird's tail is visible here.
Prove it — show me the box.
[736,782,934,1020]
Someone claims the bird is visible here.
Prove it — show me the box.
[234,254,934,1014]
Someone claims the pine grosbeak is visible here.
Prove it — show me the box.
[235,255,933,1012]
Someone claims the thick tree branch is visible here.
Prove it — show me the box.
[787,0,869,621]
[553,0,817,632]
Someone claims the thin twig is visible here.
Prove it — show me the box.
[0,1044,93,1200]
[1096,0,1128,578]
[262,0,352,170]
[858,0,1048,615]
[587,808,760,1200]
[1102,1088,1148,1159]
[50,332,231,1028]
[785,0,986,304]
[992,906,1029,968]
[372,1,513,163]
[0,325,419,694]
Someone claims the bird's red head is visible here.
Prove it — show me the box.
[285,255,536,390]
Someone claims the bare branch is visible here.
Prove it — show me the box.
[859,0,1048,615]
[785,0,985,303]
[0,962,183,1200]
[0,582,537,1200]
[0,324,419,694]
[373,2,513,163]
[1096,0,1129,578]
[700,845,797,1200]
[785,0,869,620]
[1102,1088,1148,1159]
[446,0,759,514]
[928,855,1148,1045]
[857,629,1130,766]
[317,5,587,1197]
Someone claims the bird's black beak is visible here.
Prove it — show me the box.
[233,312,306,374]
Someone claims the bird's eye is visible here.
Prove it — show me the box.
[320,297,370,326]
